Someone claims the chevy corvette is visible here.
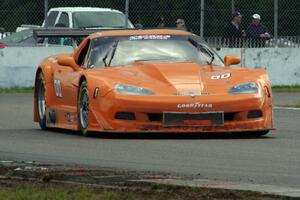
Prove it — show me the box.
[33,29,274,136]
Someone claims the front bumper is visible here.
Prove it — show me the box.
[88,93,274,132]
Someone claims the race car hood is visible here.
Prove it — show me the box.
[88,61,266,95]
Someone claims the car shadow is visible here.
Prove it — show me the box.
[89,132,274,140]
[42,128,274,140]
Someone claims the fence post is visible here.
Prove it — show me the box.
[274,0,278,46]
[125,0,129,27]
[44,0,48,22]
[200,0,204,38]
[231,0,235,13]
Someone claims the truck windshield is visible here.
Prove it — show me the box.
[73,12,132,28]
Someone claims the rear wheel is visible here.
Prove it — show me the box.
[78,81,89,136]
[36,73,47,130]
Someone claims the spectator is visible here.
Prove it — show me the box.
[175,19,187,31]
[0,27,5,39]
[246,14,271,47]
[156,17,166,28]
[222,11,245,47]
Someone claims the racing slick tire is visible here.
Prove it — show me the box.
[78,81,90,136]
[36,72,47,130]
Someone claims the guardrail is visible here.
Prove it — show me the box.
[1,30,300,48]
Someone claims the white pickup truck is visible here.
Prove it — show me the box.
[43,7,134,28]
[16,7,134,32]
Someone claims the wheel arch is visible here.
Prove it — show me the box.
[33,65,54,122]
[77,75,87,99]
[77,75,89,135]
[34,68,43,98]
[33,68,43,122]
[78,75,87,87]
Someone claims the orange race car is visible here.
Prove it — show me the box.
[33,29,274,136]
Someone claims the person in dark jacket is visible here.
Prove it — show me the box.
[156,17,166,28]
[246,14,271,47]
[223,11,245,47]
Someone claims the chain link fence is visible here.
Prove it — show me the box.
[1,0,300,46]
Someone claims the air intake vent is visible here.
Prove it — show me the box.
[148,113,162,122]
[224,112,235,121]
[248,110,263,119]
[115,112,135,120]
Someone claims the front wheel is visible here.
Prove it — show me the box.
[36,73,47,130]
[78,81,89,136]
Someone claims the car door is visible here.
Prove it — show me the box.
[53,39,91,113]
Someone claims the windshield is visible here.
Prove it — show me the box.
[73,12,132,28]
[88,35,224,68]
[0,30,32,43]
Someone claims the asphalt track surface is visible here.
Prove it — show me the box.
[0,93,300,189]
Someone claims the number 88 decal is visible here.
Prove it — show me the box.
[211,73,231,80]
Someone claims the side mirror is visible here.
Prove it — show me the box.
[224,55,240,66]
[57,55,79,71]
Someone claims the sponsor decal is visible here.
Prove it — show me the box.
[129,35,171,40]
[176,92,209,97]
[211,73,231,80]
[177,103,213,109]
[65,113,77,124]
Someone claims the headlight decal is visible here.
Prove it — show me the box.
[115,84,155,95]
[228,82,259,94]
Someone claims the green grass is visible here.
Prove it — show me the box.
[271,85,300,93]
[0,181,288,200]
[0,87,34,94]
[0,184,133,200]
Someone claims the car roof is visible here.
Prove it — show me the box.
[49,7,123,14]
[89,29,193,39]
